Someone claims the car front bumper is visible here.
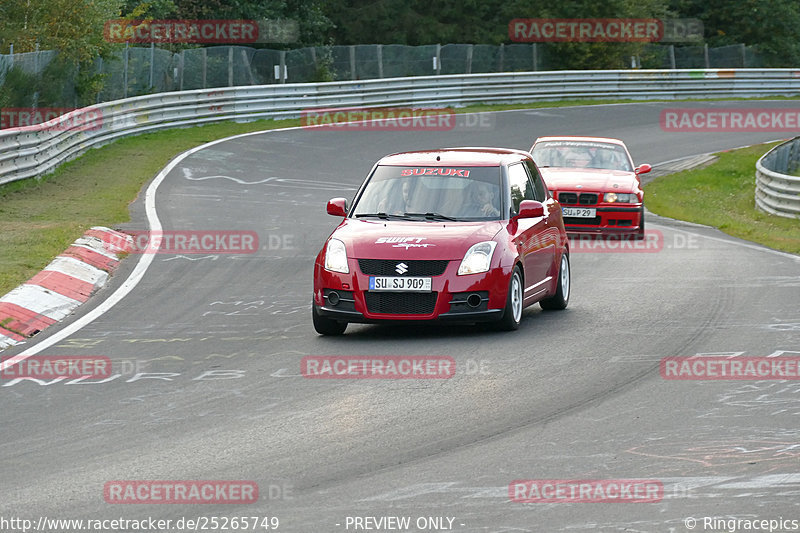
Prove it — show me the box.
[313,259,513,323]
[562,205,643,235]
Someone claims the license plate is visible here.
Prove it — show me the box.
[562,207,596,218]
[369,276,432,292]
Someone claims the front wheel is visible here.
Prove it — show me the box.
[635,207,645,240]
[496,266,524,331]
[312,304,347,335]
[540,252,570,310]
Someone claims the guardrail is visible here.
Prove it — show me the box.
[756,137,800,219]
[2,68,800,187]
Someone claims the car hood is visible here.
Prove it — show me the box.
[332,219,504,260]
[539,167,639,193]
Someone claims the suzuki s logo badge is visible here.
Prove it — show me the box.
[395,262,409,275]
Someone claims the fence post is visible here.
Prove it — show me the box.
[466,44,473,74]
[33,42,40,109]
[242,49,255,84]
[704,43,710,68]
[377,44,383,78]
[279,50,286,83]
[350,45,356,80]
[669,44,676,69]
[149,43,154,89]
[96,57,103,103]
[498,43,504,72]
[123,43,129,98]
[228,47,234,86]
[180,49,185,90]
[740,43,747,67]
[533,43,538,71]
[435,43,441,75]
[202,48,207,88]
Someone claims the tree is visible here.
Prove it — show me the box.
[669,0,800,66]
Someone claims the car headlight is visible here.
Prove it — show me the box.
[458,241,497,275]
[604,192,638,203]
[324,238,349,273]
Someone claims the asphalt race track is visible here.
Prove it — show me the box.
[2,101,799,532]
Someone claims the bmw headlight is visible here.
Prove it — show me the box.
[324,238,349,273]
[604,192,638,203]
[458,241,497,275]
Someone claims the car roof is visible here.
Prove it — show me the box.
[378,147,532,167]
[533,136,627,147]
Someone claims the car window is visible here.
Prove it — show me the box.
[507,163,535,214]
[531,141,633,172]
[351,165,503,220]
[524,160,547,201]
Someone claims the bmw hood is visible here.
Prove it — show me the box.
[539,167,639,194]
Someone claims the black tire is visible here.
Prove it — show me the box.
[635,207,645,240]
[540,252,570,311]
[312,304,347,335]
[496,266,524,331]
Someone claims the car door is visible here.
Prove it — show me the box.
[507,162,552,301]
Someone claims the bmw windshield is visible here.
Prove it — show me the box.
[532,141,633,172]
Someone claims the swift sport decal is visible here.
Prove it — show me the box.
[375,237,436,249]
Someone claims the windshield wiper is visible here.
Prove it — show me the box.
[404,212,459,221]
[355,212,413,220]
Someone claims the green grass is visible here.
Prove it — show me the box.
[644,142,800,255]
[2,97,800,297]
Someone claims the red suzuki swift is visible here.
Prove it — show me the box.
[312,148,570,335]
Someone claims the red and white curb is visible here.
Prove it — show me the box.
[0,227,132,351]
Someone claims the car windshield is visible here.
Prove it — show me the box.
[351,165,504,221]
[532,140,633,172]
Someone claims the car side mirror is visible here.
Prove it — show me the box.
[517,200,544,219]
[635,163,652,175]
[327,198,347,217]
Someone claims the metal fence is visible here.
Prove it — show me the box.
[0,43,762,106]
[756,138,800,219]
[2,69,799,189]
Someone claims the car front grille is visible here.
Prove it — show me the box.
[559,192,599,205]
[358,259,449,276]
[558,192,578,204]
[364,292,438,315]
